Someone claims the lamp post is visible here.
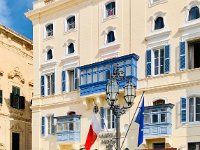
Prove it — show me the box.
[106,65,136,150]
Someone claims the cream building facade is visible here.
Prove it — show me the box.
[26,0,200,149]
[0,25,33,150]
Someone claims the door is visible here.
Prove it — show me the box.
[12,133,20,150]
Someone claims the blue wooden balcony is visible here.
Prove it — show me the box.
[79,53,139,96]
[143,103,174,138]
[55,115,80,143]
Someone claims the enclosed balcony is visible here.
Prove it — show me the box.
[55,113,81,143]
[144,103,174,137]
[79,53,139,96]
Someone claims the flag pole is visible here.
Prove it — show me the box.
[120,91,145,149]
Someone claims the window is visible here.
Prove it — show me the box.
[188,41,200,69]
[56,115,80,142]
[153,99,165,106]
[189,97,200,122]
[47,74,54,95]
[188,6,200,21]
[68,43,75,54]
[0,90,2,104]
[41,73,55,96]
[61,69,78,93]
[105,2,116,17]
[100,107,115,130]
[154,48,164,75]
[67,16,75,30]
[10,86,25,109]
[68,70,75,92]
[154,17,164,30]
[47,49,53,60]
[107,31,115,43]
[153,143,165,149]
[188,142,200,150]
[45,24,53,37]
[41,114,55,136]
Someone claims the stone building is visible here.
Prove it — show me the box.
[26,0,200,149]
[0,25,33,150]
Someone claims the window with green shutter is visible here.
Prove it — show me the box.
[0,90,2,104]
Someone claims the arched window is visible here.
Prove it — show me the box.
[153,99,165,106]
[46,24,53,37]
[68,43,75,54]
[154,17,164,30]
[47,49,53,60]
[105,2,116,17]
[188,6,200,21]
[67,16,75,30]
[107,31,115,43]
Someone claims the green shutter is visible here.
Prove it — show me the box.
[0,90,2,103]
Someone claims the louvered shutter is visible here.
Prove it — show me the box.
[100,107,105,129]
[41,116,45,136]
[164,45,170,73]
[41,76,45,96]
[62,71,66,92]
[180,42,186,70]
[0,90,2,104]
[52,73,55,94]
[51,114,55,134]
[74,68,79,90]
[146,49,152,76]
[181,97,187,123]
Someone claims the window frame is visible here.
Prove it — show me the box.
[105,1,116,18]
[107,30,115,44]
[154,16,165,30]
[44,23,54,39]
[188,96,200,123]
[152,46,165,76]
[151,12,166,32]
[43,114,54,137]
[68,43,75,54]
[44,73,55,96]
[65,14,77,33]
[46,49,53,60]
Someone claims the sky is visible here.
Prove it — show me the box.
[0,0,34,40]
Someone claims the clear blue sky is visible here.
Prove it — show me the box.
[0,0,34,40]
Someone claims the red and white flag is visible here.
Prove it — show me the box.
[85,114,101,150]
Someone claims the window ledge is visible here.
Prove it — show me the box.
[103,15,117,22]
[182,122,200,128]
[61,53,79,65]
[40,61,57,70]
[149,0,168,7]
[43,36,55,41]
[179,19,200,32]
[64,28,77,35]
[146,29,171,41]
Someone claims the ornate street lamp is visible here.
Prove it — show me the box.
[105,65,136,150]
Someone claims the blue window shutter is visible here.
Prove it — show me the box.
[164,45,170,73]
[100,107,105,129]
[41,76,45,96]
[52,73,55,94]
[74,68,79,90]
[146,49,152,76]
[180,42,186,70]
[41,116,45,136]
[51,114,55,134]
[181,97,187,123]
[62,71,66,92]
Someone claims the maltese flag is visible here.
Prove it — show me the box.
[85,114,101,150]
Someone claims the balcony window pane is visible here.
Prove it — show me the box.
[81,76,86,85]
[161,113,166,123]
[93,73,98,82]
[144,115,150,124]
[57,124,62,132]
[99,71,104,81]
[64,123,68,131]
[189,98,194,122]
[126,59,131,64]
[152,114,158,123]
[107,109,111,129]
[126,65,131,76]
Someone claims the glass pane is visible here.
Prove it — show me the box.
[57,124,63,132]
[144,115,150,124]
[93,73,98,82]
[126,59,131,64]
[81,76,86,85]
[152,114,158,123]
[107,109,111,129]
[99,72,104,81]
[126,66,131,76]
[189,98,194,122]
[87,74,92,84]
[161,114,166,123]
[69,122,74,131]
